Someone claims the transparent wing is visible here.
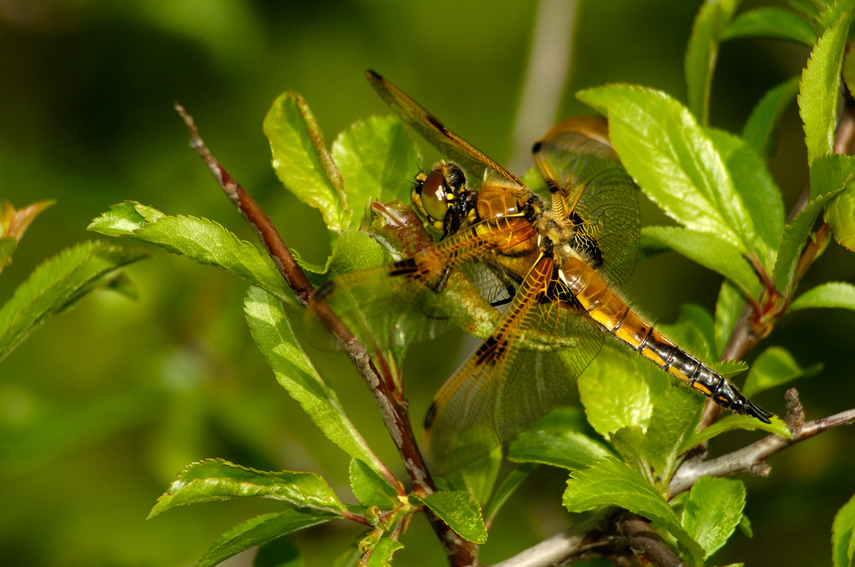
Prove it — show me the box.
[424,255,603,472]
[310,216,534,355]
[367,70,523,188]
[533,116,640,286]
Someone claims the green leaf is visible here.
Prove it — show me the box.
[643,226,762,299]
[714,281,745,358]
[680,414,791,453]
[723,8,817,46]
[349,459,399,510]
[577,85,757,254]
[578,346,652,437]
[826,184,855,251]
[685,0,738,125]
[563,458,704,564]
[817,0,855,36]
[706,128,784,272]
[89,202,290,302]
[149,458,345,518]
[264,91,349,231]
[296,229,387,291]
[742,77,801,159]
[809,153,855,199]
[682,477,747,559]
[743,346,822,396]
[508,418,613,471]
[440,444,502,508]
[484,463,537,527]
[331,115,421,221]
[414,491,487,544]
[365,538,404,567]
[254,536,303,567]
[643,385,704,482]
[244,286,385,474]
[0,240,147,363]
[789,0,821,19]
[196,509,338,567]
[832,493,855,567]
[799,4,854,165]
[773,189,843,293]
[807,154,855,251]
[791,281,855,310]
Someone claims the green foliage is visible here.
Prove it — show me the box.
[412,491,487,544]
[563,458,705,564]
[0,200,147,362]
[832,493,855,567]
[681,477,746,559]
[75,1,855,565]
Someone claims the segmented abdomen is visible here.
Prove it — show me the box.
[559,256,770,422]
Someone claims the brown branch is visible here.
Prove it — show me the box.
[618,512,689,567]
[491,508,688,567]
[174,104,478,566]
[671,390,855,495]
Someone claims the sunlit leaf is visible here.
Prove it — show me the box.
[743,346,822,396]
[149,458,345,518]
[349,459,399,510]
[816,0,855,35]
[706,128,784,272]
[578,346,652,437]
[790,281,855,311]
[365,538,404,567]
[509,423,613,471]
[685,0,738,124]
[773,189,843,293]
[723,8,816,46]
[196,509,338,567]
[413,491,487,544]
[89,201,289,302]
[264,91,349,231]
[643,385,704,482]
[563,458,704,564]
[244,286,385,474]
[643,226,762,299]
[680,414,791,453]
[832,492,855,567]
[799,4,854,164]
[682,477,746,559]
[0,240,147,363]
[825,184,855,251]
[331,115,421,221]
[578,85,757,254]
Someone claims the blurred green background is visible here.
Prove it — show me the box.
[1,0,853,565]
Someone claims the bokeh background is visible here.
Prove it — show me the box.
[1,0,853,565]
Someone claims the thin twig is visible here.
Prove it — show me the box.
[174,104,478,566]
[671,390,855,495]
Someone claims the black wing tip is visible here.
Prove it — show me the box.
[366,69,382,82]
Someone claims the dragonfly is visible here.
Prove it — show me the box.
[315,69,772,471]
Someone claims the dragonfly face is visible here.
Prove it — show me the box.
[315,70,773,472]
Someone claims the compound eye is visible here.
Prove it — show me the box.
[420,169,450,222]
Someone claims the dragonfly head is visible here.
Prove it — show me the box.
[412,161,473,236]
